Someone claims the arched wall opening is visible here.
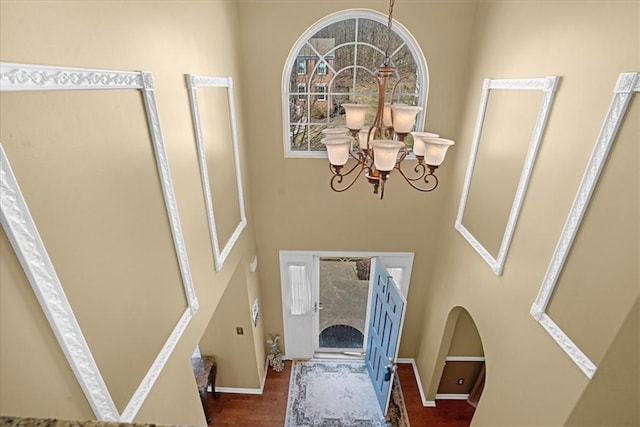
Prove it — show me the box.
[428,306,485,410]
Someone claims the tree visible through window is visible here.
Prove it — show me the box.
[282,10,427,156]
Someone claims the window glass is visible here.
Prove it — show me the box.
[316,84,327,101]
[283,11,427,157]
[297,58,306,75]
[317,60,327,75]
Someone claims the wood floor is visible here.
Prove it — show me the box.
[208,361,475,427]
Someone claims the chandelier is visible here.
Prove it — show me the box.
[321,0,454,199]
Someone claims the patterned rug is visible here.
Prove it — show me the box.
[285,359,410,427]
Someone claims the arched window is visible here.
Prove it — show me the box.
[282,9,428,157]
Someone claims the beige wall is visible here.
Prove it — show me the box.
[0,1,264,425]
[199,262,266,390]
[415,1,639,426]
[1,1,638,426]
[448,309,484,357]
[236,0,478,359]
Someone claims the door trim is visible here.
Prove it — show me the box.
[280,250,413,360]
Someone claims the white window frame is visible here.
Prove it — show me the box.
[282,9,429,158]
[316,83,327,101]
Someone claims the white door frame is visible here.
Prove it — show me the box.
[280,250,414,359]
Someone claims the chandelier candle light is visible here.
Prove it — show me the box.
[321,0,454,199]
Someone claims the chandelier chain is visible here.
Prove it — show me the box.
[385,0,396,65]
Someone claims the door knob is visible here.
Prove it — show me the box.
[383,363,397,382]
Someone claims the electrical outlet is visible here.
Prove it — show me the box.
[236,327,244,335]
[457,378,464,385]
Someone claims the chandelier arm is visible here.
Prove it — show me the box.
[397,147,409,164]
[390,74,411,102]
[329,154,363,177]
[329,162,368,192]
[394,163,439,192]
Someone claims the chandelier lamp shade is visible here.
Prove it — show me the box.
[321,0,454,199]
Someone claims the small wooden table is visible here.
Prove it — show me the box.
[192,356,217,423]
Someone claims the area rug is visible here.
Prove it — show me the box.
[285,359,410,427]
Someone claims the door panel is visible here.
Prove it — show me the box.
[365,257,406,414]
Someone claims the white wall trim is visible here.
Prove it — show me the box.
[215,387,264,395]
[435,393,470,400]
[445,356,485,362]
[186,74,247,272]
[397,358,432,407]
[0,62,198,422]
[530,71,640,379]
[214,355,270,395]
[455,76,560,276]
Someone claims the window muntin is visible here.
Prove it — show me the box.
[282,10,428,157]
[297,83,307,100]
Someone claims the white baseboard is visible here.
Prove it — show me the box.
[436,393,470,400]
[445,356,485,362]
[211,356,270,395]
[396,358,431,407]
[215,387,263,395]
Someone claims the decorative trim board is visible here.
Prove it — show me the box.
[530,72,639,379]
[186,74,247,272]
[0,62,198,422]
[455,76,560,276]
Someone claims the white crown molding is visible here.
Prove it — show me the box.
[0,62,198,422]
[538,314,595,378]
[0,62,143,91]
[455,76,560,276]
[530,72,639,379]
[186,74,247,272]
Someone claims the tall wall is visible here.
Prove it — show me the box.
[236,0,478,358]
[0,1,263,425]
[199,262,266,390]
[414,1,639,426]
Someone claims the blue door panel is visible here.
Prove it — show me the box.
[365,258,406,414]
